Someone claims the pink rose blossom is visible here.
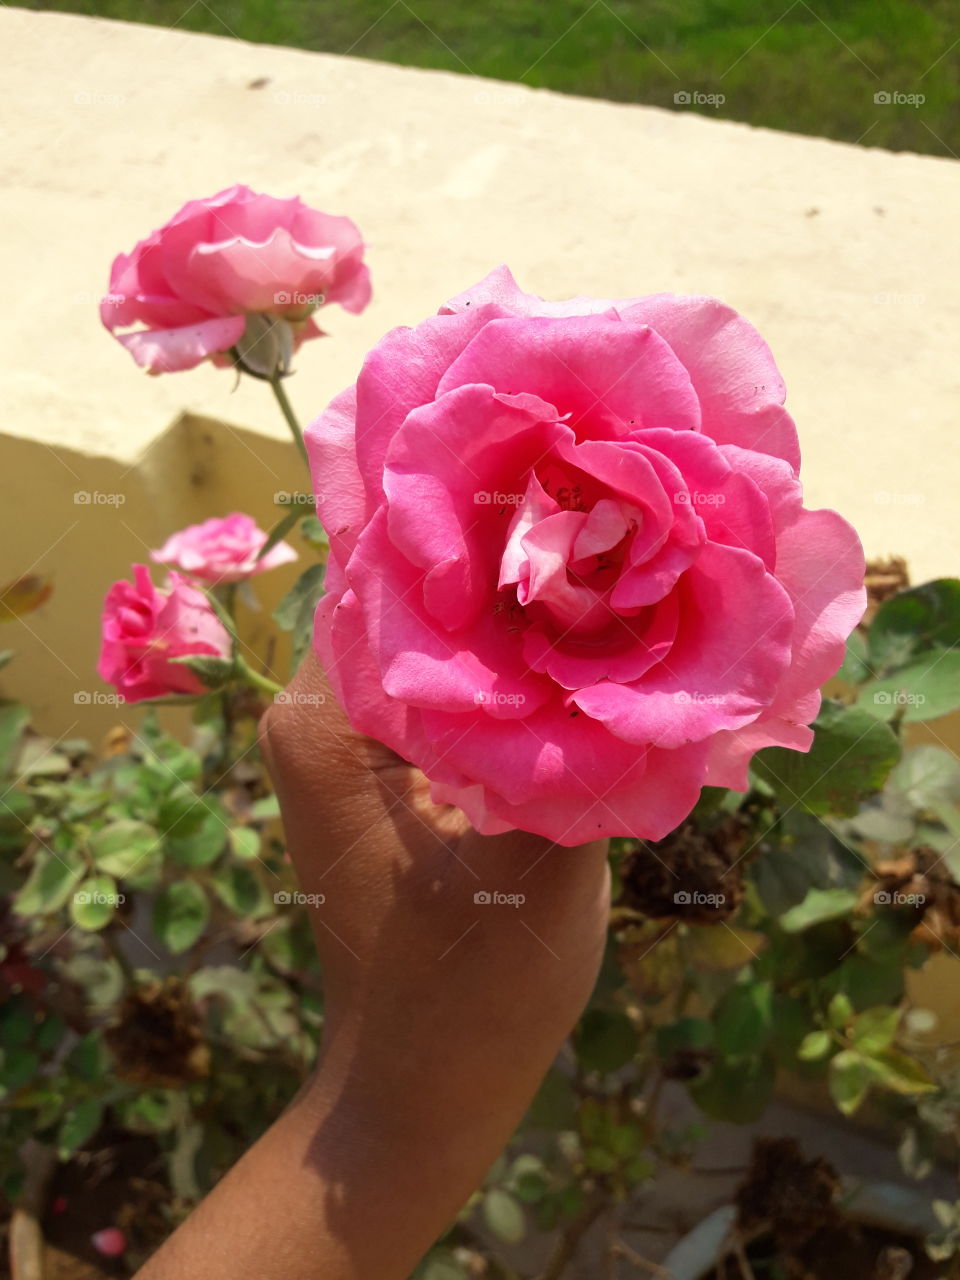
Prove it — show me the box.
[152,513,297,584]
[101,184,371,374]
[98,566,232,704]
[306,267,866,846]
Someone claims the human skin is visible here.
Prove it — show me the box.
[135,651,610,1279]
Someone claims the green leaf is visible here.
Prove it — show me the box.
[13,849,84,916]
[526,1068,577,1130]
[868,579,960,675]
[865,1050,937,1096]
[798,1030,832,1061]
[691,1052,775,1123]
[482,1188,526,1245]
[166,801,228,867]
[189,965,257,1012]
[229,827,261,861]
[0,649,15,671]
[859,650,960,723]
[250,795,280,822]
[1,999,34,1049]
[850,1006,900,1054]
[656,1017,714,1059]
[753,701,900,817]
[837,630,873,685]
[886,745,960,811]
[211,864,264,917]
[750,814,864,915]
[17,737,71,777]
[153,880,209,953]
[779,887,860,933]
[1,1047,41,1090]
[58,1099,103,1158]
[273,564,326,672]
[89,819,159,880]
[169,654,237,690]
[120,1089,178,1135]
[299,515,328,550]
[828,992,854,1028]
[714,981,773,1057]
[258,507,302,560]
[68,1032,107,1081]
[69,874,121,931]
[829,1049,872,1115]
[0,702,29,774]
[157,785,210,840]
[575,1008,636,1074]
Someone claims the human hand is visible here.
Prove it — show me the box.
[138,650,609,1279]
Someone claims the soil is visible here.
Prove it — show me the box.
[714,1137,942,1280]
[104,977,210,1088]
[617,815,753,923]
[871,845,960,952]
[1,1135,169,1280]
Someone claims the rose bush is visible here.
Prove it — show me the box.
[152,513,298,584]
[98,565,232,703]
[307,267,866,845]
[101,184,371,374]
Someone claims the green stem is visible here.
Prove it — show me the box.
[269,375,309,469]
[235,656,283,698]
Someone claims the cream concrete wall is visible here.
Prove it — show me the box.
[1,5,959,1066]
[1,6,958,733]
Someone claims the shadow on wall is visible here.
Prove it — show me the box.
[1,412,305,744]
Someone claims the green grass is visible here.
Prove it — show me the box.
[23,0,960,157]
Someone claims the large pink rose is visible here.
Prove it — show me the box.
[101,184,371,374]
[98,566,232,703]
[306,267,866,846]
[152,513,297,584]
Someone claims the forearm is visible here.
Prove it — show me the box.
[135,1020,558,1280]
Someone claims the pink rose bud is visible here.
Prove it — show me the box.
[101,184,371,375]
[97,566,232,704]
[152,513,297,584]
[305,266,866,846]
[91,1227,127,1257]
